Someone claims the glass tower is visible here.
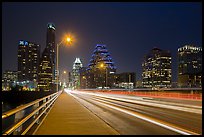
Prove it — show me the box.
[86,44,117,88]
[70,58,83,89]
[177,45,202,88]
[46,23,56,83]
[38,47,53,91]
[142,47,172,88]
[38,23,56,91]
[17,40,40,82]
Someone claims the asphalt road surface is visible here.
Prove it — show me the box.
[65,89,202,135]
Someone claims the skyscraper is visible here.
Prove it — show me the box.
[38,23,56,91]
[17,40,40,82]
[46,23,56,83]
[177,45,202,88]
[37,48,53,91]
[142,47,172,88]
[86,44,117,88]
[70,58,83,89]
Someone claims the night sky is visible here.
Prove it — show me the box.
[2,2,202,82]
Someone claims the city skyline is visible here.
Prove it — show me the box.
[2,2,202,82]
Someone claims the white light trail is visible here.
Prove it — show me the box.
[70,90,202,114]
[69,91,200,135]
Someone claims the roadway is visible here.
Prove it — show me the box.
[65,89,202,135]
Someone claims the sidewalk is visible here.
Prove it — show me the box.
[34,91,118,135]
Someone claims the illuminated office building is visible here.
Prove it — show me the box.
[17,40,40,82]
[70,58,83,89]
[142,47,172,88]
[177,45,202,88]
[86,44,117,88]
[38,48,53,91]
[46,23,56,84]
[2,70,18,82]
[38,23,56,91]
[2,70,18,91]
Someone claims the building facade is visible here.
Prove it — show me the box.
[177,45,202,88]
[136,80,143,88]
[79,67,88,89]
[17,40,40,84]
[37,48,53,91]
[38,23,56,91]
[113,72,136,89]
[70,58,83,89]
[2,70,18,91]
[46,23,56,84]
[85,44,117,88]
[142,47,172,88]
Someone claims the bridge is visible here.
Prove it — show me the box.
[2,89,202,135]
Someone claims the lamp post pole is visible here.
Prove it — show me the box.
[100,63,108,89]
[105,67,108,88]
[55,36,73,92]
[82,76,87,89]
[129,74,131,91]
[56,40,64,92]
[56,43,59,92]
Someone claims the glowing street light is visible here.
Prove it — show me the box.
[99,62,108,88]
[56,34,74,92]
[65,34,74,45]
[82,76,87,89]
[100,63,104,68]
[67,37,71,43]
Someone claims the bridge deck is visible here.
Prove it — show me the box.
[34,91,118,135]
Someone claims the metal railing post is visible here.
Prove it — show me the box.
[13,109,25,135]
[2,92,60,135]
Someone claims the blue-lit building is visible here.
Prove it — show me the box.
[84,44,117,88]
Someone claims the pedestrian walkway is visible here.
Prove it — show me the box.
[33,91,118,135]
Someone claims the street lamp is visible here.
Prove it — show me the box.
[56,35,73,92]
[99,63,108,88]
[63,70,67,87]
[82,76,87,89]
